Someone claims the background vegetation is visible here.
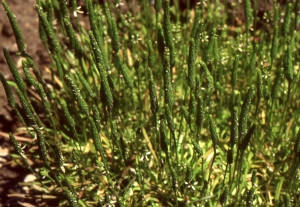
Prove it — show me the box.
[1,0,299,206]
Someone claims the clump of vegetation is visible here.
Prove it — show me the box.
[1,0,299,206]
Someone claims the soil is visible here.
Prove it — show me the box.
[0,0,297,206]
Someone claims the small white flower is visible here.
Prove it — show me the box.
[73,6,83,17]
[103,203,115,207]
[140,150,151,162]
[116,1,124,8]
[185,180,198,191]
[132,34,142,44]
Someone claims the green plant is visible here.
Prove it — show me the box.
[1,0,299,206]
